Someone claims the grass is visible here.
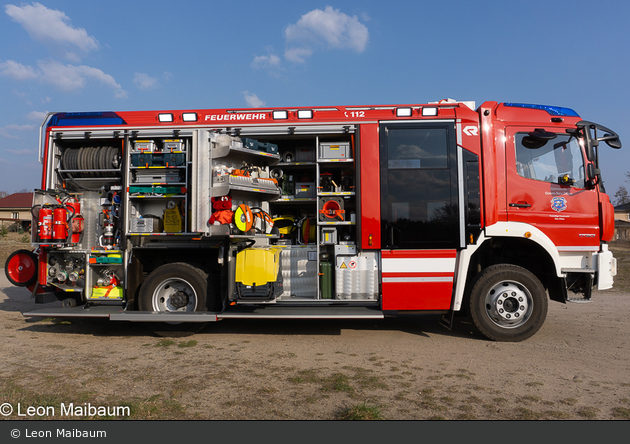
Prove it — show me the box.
[321,373,354,393]
[612,407,630,419]
[0,378,188,420]
[336,403,384,420]
[577,407,600,419]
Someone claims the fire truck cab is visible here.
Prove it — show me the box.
[4,100,621,342]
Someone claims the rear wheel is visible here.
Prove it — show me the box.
[5,249,38,287]
[138,262,214,312]
[467,264,548,342]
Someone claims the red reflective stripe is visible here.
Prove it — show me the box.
[381,249,457,259]
[382,272,454,278]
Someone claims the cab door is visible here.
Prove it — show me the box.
[379,122,459,310]
[505,126,600,251]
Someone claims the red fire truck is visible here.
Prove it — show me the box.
[4,100,621,341]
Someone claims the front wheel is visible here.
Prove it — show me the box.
[466,264,548,342]
[138,263,213,312]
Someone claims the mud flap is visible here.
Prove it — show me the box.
[439,310,455,330]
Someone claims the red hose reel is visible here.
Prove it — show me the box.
[319,197,345,221]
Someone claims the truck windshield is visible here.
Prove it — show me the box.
[515,133,585,188]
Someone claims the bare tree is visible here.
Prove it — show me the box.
[614,185,630,206]
[0,191,8,199]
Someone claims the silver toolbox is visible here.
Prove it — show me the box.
[319,141,351,159]
[133,140,156,152]
[134,170,180,184]
[130,218,153,233]
[163,139,184,151]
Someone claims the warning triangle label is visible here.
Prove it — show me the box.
[340,262,347,269]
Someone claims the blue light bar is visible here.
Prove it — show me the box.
[48,112,126,127]
[504,103,579,117]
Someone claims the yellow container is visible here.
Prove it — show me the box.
[163,204,182,232]
[235,248,281,286]
[91,286,123,299]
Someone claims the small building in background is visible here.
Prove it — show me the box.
[614,203,630,241]
[0,192,33,233]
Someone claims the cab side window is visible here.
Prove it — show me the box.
[515,133,585,188]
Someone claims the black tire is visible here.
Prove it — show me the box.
[138,262,214,312]
[466,264,548,342]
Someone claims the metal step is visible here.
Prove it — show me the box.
[217,305,384,320]
[22,305,384,322]
[566,297,593,304]
[23,305,123,318]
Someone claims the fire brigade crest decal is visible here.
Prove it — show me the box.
[551,197,567,212]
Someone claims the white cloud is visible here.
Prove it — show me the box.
[6,148,34,155]
[0,59,127,99]
[133,72,160,90]
[252,53,281,69]
[27,111,48,121]
[243,91,265,108]
[6,2,98,61]
[38,60,128,98]
[284,6,369,63]
[0,60,38,80]
[284,47,313,64]
[0,124,36,139]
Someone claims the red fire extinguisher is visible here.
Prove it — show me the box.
[52,206,69,243]
[34,205,53,241]
[64,197,83,244]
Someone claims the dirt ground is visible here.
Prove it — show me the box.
[0,235,629,420]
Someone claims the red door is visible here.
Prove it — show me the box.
[505,126,600,251]
[379,122,459,310]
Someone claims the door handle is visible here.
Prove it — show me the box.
[509,202,532,208]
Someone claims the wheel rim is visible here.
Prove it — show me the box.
[484,280,533,329]
[151,278,198,312]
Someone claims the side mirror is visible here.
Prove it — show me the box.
[603,134,622,149]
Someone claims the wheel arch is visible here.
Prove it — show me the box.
[132,248,224,312]
[456,222,566,312]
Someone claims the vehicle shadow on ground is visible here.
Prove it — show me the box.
[4,283,482,341]
[0,284,39,313]
[15,311,482,341]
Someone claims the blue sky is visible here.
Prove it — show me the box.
[1,1,629,199]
